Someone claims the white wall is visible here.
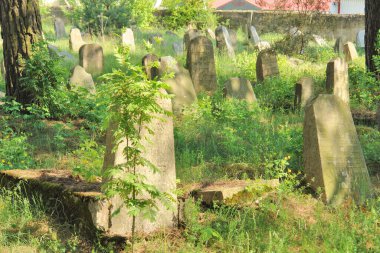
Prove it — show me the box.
[340,0,365,14]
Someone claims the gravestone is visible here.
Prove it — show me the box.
[79,44,104,75]
[215,26,235,57]
[183,29,201,52]
[343,42,358,62]
[312,34,327,47]
[69,65,96,94]
[223,78,257,103]
[294,77,314,109]
[122,28,135,52]
[159,56,197,115]
[172,42,183,56]
[326,58,349,104]
[334,37,347,54]
[206,28,216,40]
[54,18,66,38]
[48,44,75,61]
[256,49,280,82]
[248,26,260,45]
[103,89,177,235]
[303,94,372,206]
[356,30,365,48]
[142,54,159,80]
[69,28,85,52]
[186,36,217,94]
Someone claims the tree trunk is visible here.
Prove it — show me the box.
[365,0,380,73]
[0,0,42,104]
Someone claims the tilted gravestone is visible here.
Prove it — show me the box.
[326,58,349,104]
[79,43,104,75]
[343,42,358,62]
[303,94,372,206]
[223,78,257,103]
[69,28,85,52]
[294,77,314,109]
[183,29,201,52]
[69,65,96,94]
[356,30,365,48]
[186,36,217,94]
[248,26,260,45]
[142,54,160,80]
[215,26,235,58]
[256,49,279,82]
[54,18,66,39]
[172,42,183,56]
[103,90,177,235]
[122,28,135,52]
[159,56,197,115]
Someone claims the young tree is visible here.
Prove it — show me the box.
[0,0,43,104]
[365,0,380,73]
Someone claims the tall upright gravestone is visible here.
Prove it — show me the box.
[215,26,235,58]
[294,77,314,109]
[256,49,279,82]
[326,58,349,104]
[334,37,347,54]
[69,28,85,52]
[343,42,358,62]
[186,36,217,94]
[103,90,177,235]
[79,44,104,75]
[248,26,260,45]
[304,95,372,206]
[54,18,66,39]
[142,54,160,80]
[183,29,201,52]
[122,28,135,52]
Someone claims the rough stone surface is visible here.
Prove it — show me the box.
[215,26,235,57]
[224,78,257,103]
[256,49,279,82]
[183,29,201,52]
[69,28,85,52]
[54,18,66,38]
[186,36,217,94]
[122,28,135,52]
[248,26,260,44]
[326,58,349,104]
[142,54,160,80]
[303,94,372,206]
[294,77,314,109]
[69,65,96,94]
[79,44,104,75]
[103,90,177,236]
[343,42,358,62]
[172,41,184,56]
[356,30,365,48]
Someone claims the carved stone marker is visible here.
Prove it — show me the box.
[69,65,96,94]
[183,29,201,52]
[122,28,135,52]
[304,94,372,206]
[326,58,349,104]
[69,28,86,52]
[54,18,66,38]
[186,36,217,94]
[356,30,365,48]
[103,90,177,236]
[215,26,235,57]
[294,77,314,109]
[224,78,257,103]
[79,43,104,75]
[248,26,260,45]
[334,37,347,54]
[159,56,197,115]
[142,54,159,80]
[343,42,358,62]
[256,49,279,82]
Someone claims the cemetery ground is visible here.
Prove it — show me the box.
[0,19,380,253]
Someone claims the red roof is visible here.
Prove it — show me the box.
[212,0,332,11]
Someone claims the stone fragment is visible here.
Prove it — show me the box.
[224,78,257,103]
[122,28,135,52]
[69,28,86,52]
[248,26,260,45]
[256,49,279,82]
[183,29,201,52]
[186,36,217,94]
[356,30,365,48]
[294,77,314,109]
[343,42,358,62]
[142,54,160,80]
[54,18,66,38]
[69,65,96,94]
[326,58,349,104]
[79,43,104,75]
[303,94,372,206]
[215,26,235,57]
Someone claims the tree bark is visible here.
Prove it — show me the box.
[365,0,380,73]
[0,0,42,103]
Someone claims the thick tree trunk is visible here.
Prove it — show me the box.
[0,0,42,104]
[365,0,380,73]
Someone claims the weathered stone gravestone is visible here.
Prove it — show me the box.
[343,42,358,62]
[159,56,197,115]
[79,44,104,75]
[303,94,372,206]
[215,26,235,57]
[54,18,66,39]
[122,28,135,52]
[248,26,260,45]
[224,78,257,103]
[206,28,216,40]
[326,58,349,104]
[142,54,160,80]
[69,65,96,94]
[256,49,279,82]
[312,34,327,47]
[69,28,85,52]
[356,30,365,48]
[103,90,177,236]
[172,42,183,56]
[183,29,201,52]
[334,37,347,54]
[186,36,217,94]
[294,77,314,109]
[48,44,75,61]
